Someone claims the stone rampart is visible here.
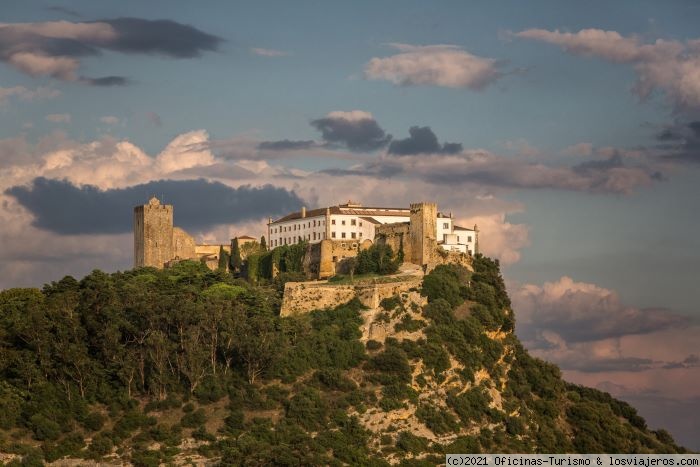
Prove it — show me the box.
[280,277,422,316]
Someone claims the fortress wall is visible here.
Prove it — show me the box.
[280,278,422,316]
[375,222,412,263]
[314,239,372,279]
[173,227,196,260]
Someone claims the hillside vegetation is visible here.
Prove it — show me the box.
[0,256,686,466]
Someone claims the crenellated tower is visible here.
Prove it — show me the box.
[133,196,174,268]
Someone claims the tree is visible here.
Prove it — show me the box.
[218,246,230,271]
[234,311,283,384]
[260,235,267,251]
[230,238,242,273]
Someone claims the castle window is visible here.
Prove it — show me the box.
[443,222,449,229]
[351,232,356,239]
[332,232,336,238]
[468,236,472,242]
[313,220,316,227]
[341,220,346,225]
[332,219,336,225]
[359,232,363,238]
[351,219,356,226]
[341,232,346,238]
[359,221,363,226]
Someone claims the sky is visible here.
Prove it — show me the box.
[1,0,699,449]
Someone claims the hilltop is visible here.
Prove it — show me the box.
[0,255,687,466]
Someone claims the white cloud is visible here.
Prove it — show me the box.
[325,110,374,122]
[45,113,71,123]
[250,47,288,57]
[516,28,700,110]
[100,115,120,125]
[561,142,593,157]
[364,43,501,89]
[0,85,60,105]
[9,52,80,81]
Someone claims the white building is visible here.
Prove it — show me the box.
[267,201,477,255]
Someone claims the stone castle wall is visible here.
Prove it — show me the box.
[280,278,422,316]
[134,197,234,270]
[375,222,412,263]
[173,227,196,260]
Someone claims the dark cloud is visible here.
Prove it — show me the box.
[656,120,700,163]
[512,278,688,345]
[81,76,129,86]
[98,18,222,58]
[573,153,624,173]
[388,126,462,155]
[0,18,222,84]
[6,177,303,235]
[46,5,82,18]
[258,139,315,151]
[310,112,391,152]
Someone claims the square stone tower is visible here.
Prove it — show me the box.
[134,196,174,268]
[409,202,437,267]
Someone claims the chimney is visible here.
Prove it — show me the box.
[301,206,306,218]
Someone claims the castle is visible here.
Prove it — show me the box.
[133,196,255,270]
[268,201,477,278]
[134,198,477,278]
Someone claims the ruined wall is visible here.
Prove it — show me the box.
[311,239,372,279]
[280,278,421,316]
[133,198,174,268]
[375,222,412,263]
[409,202,437,267]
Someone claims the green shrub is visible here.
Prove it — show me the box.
[29,414,61,441]
[87,432,114,458]
[380,295,402,311]
[396,431,429,455]
[416,404,459,435]
[180,408,207,428]
[82,411,106,432]
[366,339,382,350]
[422,264,469,306]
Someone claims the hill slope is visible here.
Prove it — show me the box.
[0,257,687,466]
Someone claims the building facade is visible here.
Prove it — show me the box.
[267,201,477,255]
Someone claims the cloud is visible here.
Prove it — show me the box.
[329,146,662,194]
[83,76,128,86]
[515,28,700,111]
[145,111,162,127]
[388,126,462,155]
[561,142,594,157]
[100,115,120,125]
[513,276,688,344]
[257,139,315,151]
[0,85,60,106]
[364,43,502,90]
[45,113,71,123]
[46,6,82,18]
[6,177,303,235]
[310,110,391,151]
[250,47,288,57]
[655,120,700,163]
[0,18,222,84]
